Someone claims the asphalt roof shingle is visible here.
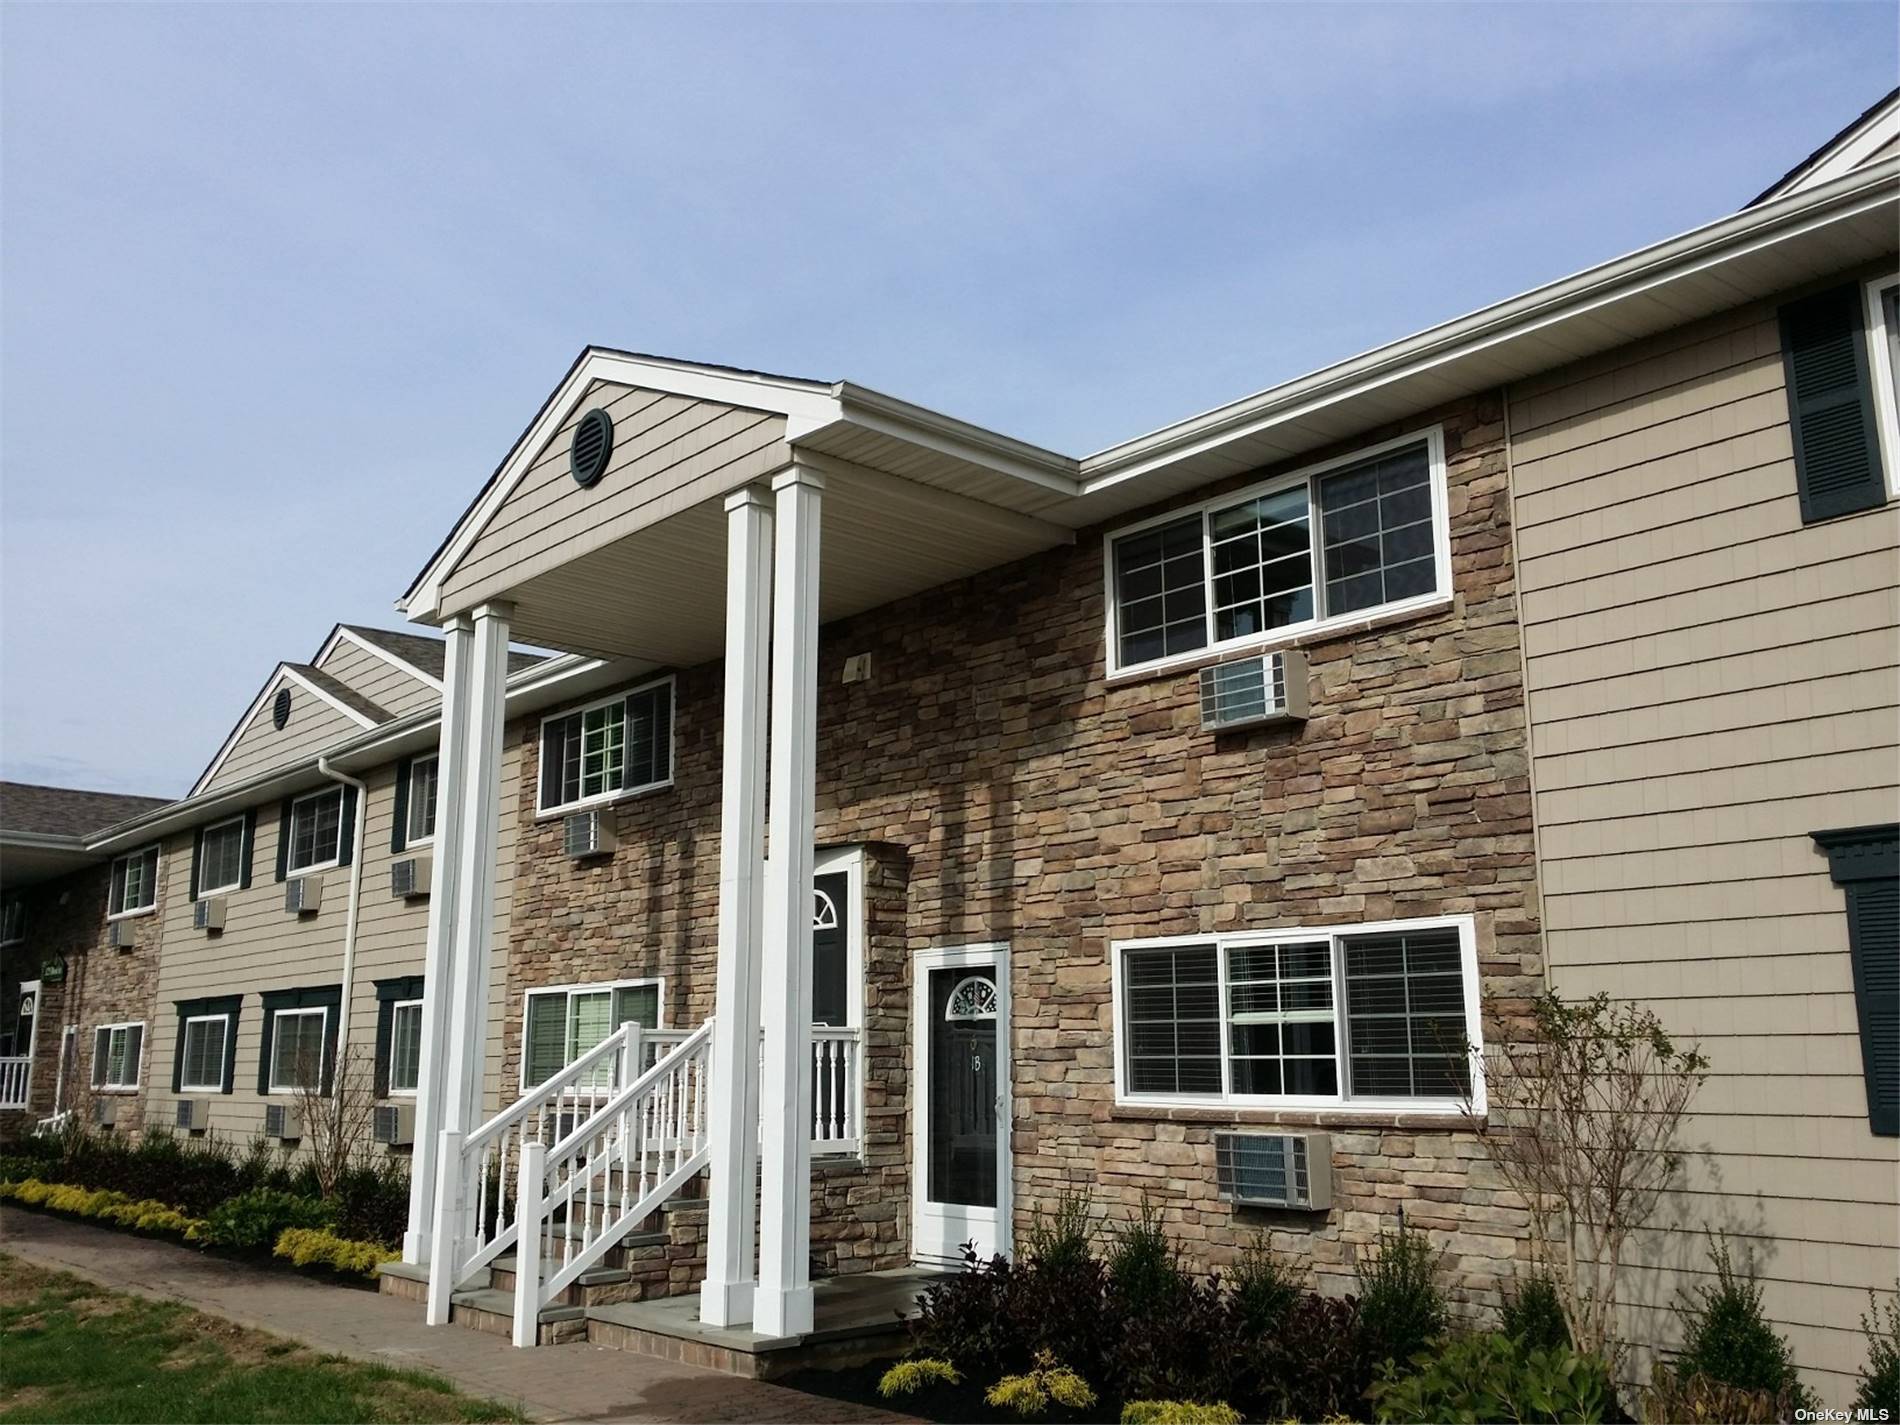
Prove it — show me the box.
[0,782,172,839]
[342,625,547,680]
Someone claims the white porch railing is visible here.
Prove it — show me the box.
[0,1056,30,1111]
[641,1024,861,1154]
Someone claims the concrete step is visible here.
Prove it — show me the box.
[449,1286,588,1345]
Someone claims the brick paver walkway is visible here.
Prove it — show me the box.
[1,1207,913,1424]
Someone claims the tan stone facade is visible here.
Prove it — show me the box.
[498,391,1542,1308]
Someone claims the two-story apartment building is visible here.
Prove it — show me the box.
[3,93,1893,1402]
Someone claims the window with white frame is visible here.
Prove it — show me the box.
[1115,916,1480,1109]
[91,1022,144,1091]
[268,1007,328,1093]
[179,1014,231,1092]
[197,816,247,897]
[1867,275,1900,493]
[1107,430,1447,674]
[108,846,160,918]
[406,757,439,846]
[522,980,661,1088]
[287,788,343,874]
[538,682,673,814]
[388,999,423,1094]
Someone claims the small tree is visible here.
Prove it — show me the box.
[295,1042,379,1199]
[1464,991,1708,1372]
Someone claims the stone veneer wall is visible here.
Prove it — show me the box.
[499,391,1542,1309]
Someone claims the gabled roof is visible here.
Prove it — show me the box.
[0,782,171,839]
[340,624,545,681]
[1750,87,1900,207]
[287,664,392,724]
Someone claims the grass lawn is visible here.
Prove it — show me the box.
[0,1255,524,1424]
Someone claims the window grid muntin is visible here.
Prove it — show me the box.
[95,1022,143,1090]
[269,1007,328,1093]
[1316,444,1437,617]
[110,847,159,917]
[407,758,439,845]
[1112,514,1209,668]
[538,681,675,815]
[199,817,246,896]
[288,789,343,874]
[1226,940,1339,1097]
[180,1014,229,1092]
[388,999,423,1094]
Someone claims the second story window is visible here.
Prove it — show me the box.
[406,757,439,845]
[108,846,160,919]
[0,899,24,946]
[287,788,344,875]
[538,680,674,815]
[196,815,247,897]
[1107,428,1447,676]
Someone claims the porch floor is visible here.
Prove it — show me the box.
[586,1266,947,1379]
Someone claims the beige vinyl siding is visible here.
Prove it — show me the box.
[1509,266,1900,1399]
[439,381,789,616]
[203,684,366,796]
[317,639,439,719]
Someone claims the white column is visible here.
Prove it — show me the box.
[405,616,473,1265]
[756,464,822,1339]
[700,487,774,1329]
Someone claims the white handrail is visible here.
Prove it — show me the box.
[0,1056,31,1112]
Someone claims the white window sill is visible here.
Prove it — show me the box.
[287,861,341,879]
[1112,1095,1480,1126]
[402,836,435,851]
[179,1084,225,1095]
[106,907,157,923]
[534,779,675,823]
[95,1086,141,1096]
[1106,593,1454,687]
[385,1089,419,1099]
[196,885,241,901]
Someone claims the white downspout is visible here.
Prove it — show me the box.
[318,756,370,1077]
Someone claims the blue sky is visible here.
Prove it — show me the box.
[2,3,1893,796]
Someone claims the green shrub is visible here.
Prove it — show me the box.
[1107,1198,1186,1315]
[198,1188,332,1252]
[272,1227,398,1278]
[1229,1235,1301,1332]
[1,1176,207,1240]
[1501,1270,1571,1351]
[1673,1240,1810,1408]
[1120,1401,1242,1424]
[1854,1289,1900,1423]
[1368,1330,1614,1424]
[1356,1220,1447,1370]
[1641,1361,1797,1424]
[876,1358,961,1397]
[1024,1187,1095,1272]
[986,1349,1096,1417]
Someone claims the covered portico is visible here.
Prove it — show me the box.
[395,350,1077,1339]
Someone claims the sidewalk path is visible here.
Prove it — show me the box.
[1,1208,912,1425]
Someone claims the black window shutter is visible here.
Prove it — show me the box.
[171,1017,186,1094]
[1815,827,1900,1137]
[257,996,280,1096]
[108,859,125,915]
[1779,284,1887,524]
[274,802,292,882]
[238,809,257,890]
[221,1001,242,1094]
[373,998,394,1098]
[540,721,566,807]
[338,786,359,867]
[391,758,412,854]
[188,827,204,902]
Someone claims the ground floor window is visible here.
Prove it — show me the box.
[388,1001,423,1094]
[1114,915,1481,1110]
[522,979,661,1088]
[269,1008,328,1093]
[179,1015,230,1093]
[91,1022,144,1092]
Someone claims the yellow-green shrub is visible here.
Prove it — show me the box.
[878,1358,962,1397]
[1,1176,206,1240]
[272,1226,399,1278]
[1121,1402,1243,1425]
[986,1350,1097,1417]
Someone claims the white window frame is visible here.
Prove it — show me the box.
[267,1006,330,1095]
[197,814,248,898]
[387,998,424,1096]
[93,1021,144,1092]
[1863,275,1900,500]
[108,845,161,920]
[405,757,439,848]
[519,976,666,1090]
[1102,425,1452,680]
[535,676,676,818]
[286,787,345,877]
[179,1013,232,1093]
[1109,913,1484,1116]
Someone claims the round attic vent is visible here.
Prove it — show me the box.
[272,687,292,729]
[570,408,615,488]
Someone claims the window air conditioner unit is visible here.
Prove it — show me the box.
[390,854,432,899]
[564,809,615,859]
[93,1098,118,1128]
[193,898,226,932]
[106,920,136,949]
[263,1103,304,1140]
[285,874,324,914]
[176,1098,210,1131]
[372,1102,415,1146]
[1213,1131,1332,1211]
[1198,649,1311,732]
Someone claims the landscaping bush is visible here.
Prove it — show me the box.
[1640,1361,1798,1425]
[1502,1269,1572,1351]
[985,1349,1096,1418]
[1107,1272,1242,1408]
[272,1226,399,1278]
[1241,1290,1371,1423]
[877,1358,962,1397]
[198,1188,333,1252]
[1672,1240,1810,1408]
[1106,1198,1187,1316]
[911,1245,1033,1375]
[1229,1235,1301,1332]
[1,1176,207,1241]
[1356,1220,1448,1371]
[1023,1187,1095,1273]
[1119,1402,1241,1425]
[1368,1330,1615,1423]
[1855,1288,1900,1422]
[329,1158,409,1246]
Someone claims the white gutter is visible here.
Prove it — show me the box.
[317,755,369,1097]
